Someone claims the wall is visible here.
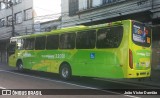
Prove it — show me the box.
[61,0,152,27]
[61,0,160,70]
[0,0,33,38]
[0,0,33,63]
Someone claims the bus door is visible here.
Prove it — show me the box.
[8,41,17,66]
[129,21,151,77]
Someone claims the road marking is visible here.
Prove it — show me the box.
[124,95,141,98]
[0,86,6,89]
[96,78,159,89]
[0,69,96,89]
[0,69,139,97]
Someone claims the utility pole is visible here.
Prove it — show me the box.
[8,0,15,37]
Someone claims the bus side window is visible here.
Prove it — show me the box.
[24,38,35,50]
[59,33,75,49]
[35,36,46,50]
[46,35,59,50]
[17,39,24,50]
[96,26,123,48]
[8,42,16,55]
[76,30,96,49]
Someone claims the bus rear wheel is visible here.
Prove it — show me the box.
[60,63,71,80]
[17,61,23,72]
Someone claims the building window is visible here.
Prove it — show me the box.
[24,8,32,20]
[15,0,22,4]
[102,0,119,4]
[78,0,120,12]
[69,0,78,16]
[7,0,13,8]
[79,0,93,11]
[6,0,22,8]
[92,0,102,7]
[0,18,5,27]
[79,0,103,11]
[79,0,87,10]
[7,15,12,26]
[15,12,22,24]
[0,2,6,10]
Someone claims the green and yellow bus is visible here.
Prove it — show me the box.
[8,20,151,80]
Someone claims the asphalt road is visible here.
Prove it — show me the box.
[0,64,159,98]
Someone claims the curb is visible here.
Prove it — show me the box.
[97,78,160,88]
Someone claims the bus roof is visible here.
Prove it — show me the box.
[12,20,125,39]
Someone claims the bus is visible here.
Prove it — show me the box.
[8,20,151,80]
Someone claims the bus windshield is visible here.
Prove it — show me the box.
[132,21,151,47]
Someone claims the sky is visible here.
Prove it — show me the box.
[34,0,61,16]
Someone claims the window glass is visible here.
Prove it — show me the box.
[0,18,5,27]
[103,0,118,4]
[69,0,78,16]
[15,12,22,24]
[17,39,24,50]
[0,2,6,9]
[24,38,35,50]
[97,26,123,48]
[15,0,22,4]
[92,0,102,7]
[46,35,59,50]
[24,8,32,20]
[7,15,12,26]
[132,21,151,47]
[79,0,87,10]
[60,33,75,49]
[76,30,96,49]
[35,36,46,50]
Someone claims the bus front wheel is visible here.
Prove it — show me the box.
[17,61,23,72]
[59,63,71,80]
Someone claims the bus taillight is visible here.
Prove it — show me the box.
[129,49,133,69]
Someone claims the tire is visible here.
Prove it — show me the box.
[17,61,23,72]
[60,63,71,80]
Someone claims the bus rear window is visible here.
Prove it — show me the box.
[132,21,151,47]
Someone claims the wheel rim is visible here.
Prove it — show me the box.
[62,67,69,78]
[18,63,23,70]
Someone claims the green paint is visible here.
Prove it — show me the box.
[9,20,151,79]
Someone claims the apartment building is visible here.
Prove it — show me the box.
[0,0,61,63]
[0,0,32,63]
[61,0,160,69]
[62,0,154,27]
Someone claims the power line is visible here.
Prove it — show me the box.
[34,6,60,13]
[0,0,154,36]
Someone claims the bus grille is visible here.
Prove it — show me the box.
[140,72,146,75]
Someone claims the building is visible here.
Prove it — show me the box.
[34,15,61,33]
[62,0,159,26]
[0,0,61,63]
[61,0,160,69]
[40,17,61,32]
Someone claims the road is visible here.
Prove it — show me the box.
[0,64,159,98]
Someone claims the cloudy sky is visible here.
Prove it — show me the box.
[34,0,61,16]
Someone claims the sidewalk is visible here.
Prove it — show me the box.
[0,62,16,70]
[0,62,160,88]
[101,70,160,88]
